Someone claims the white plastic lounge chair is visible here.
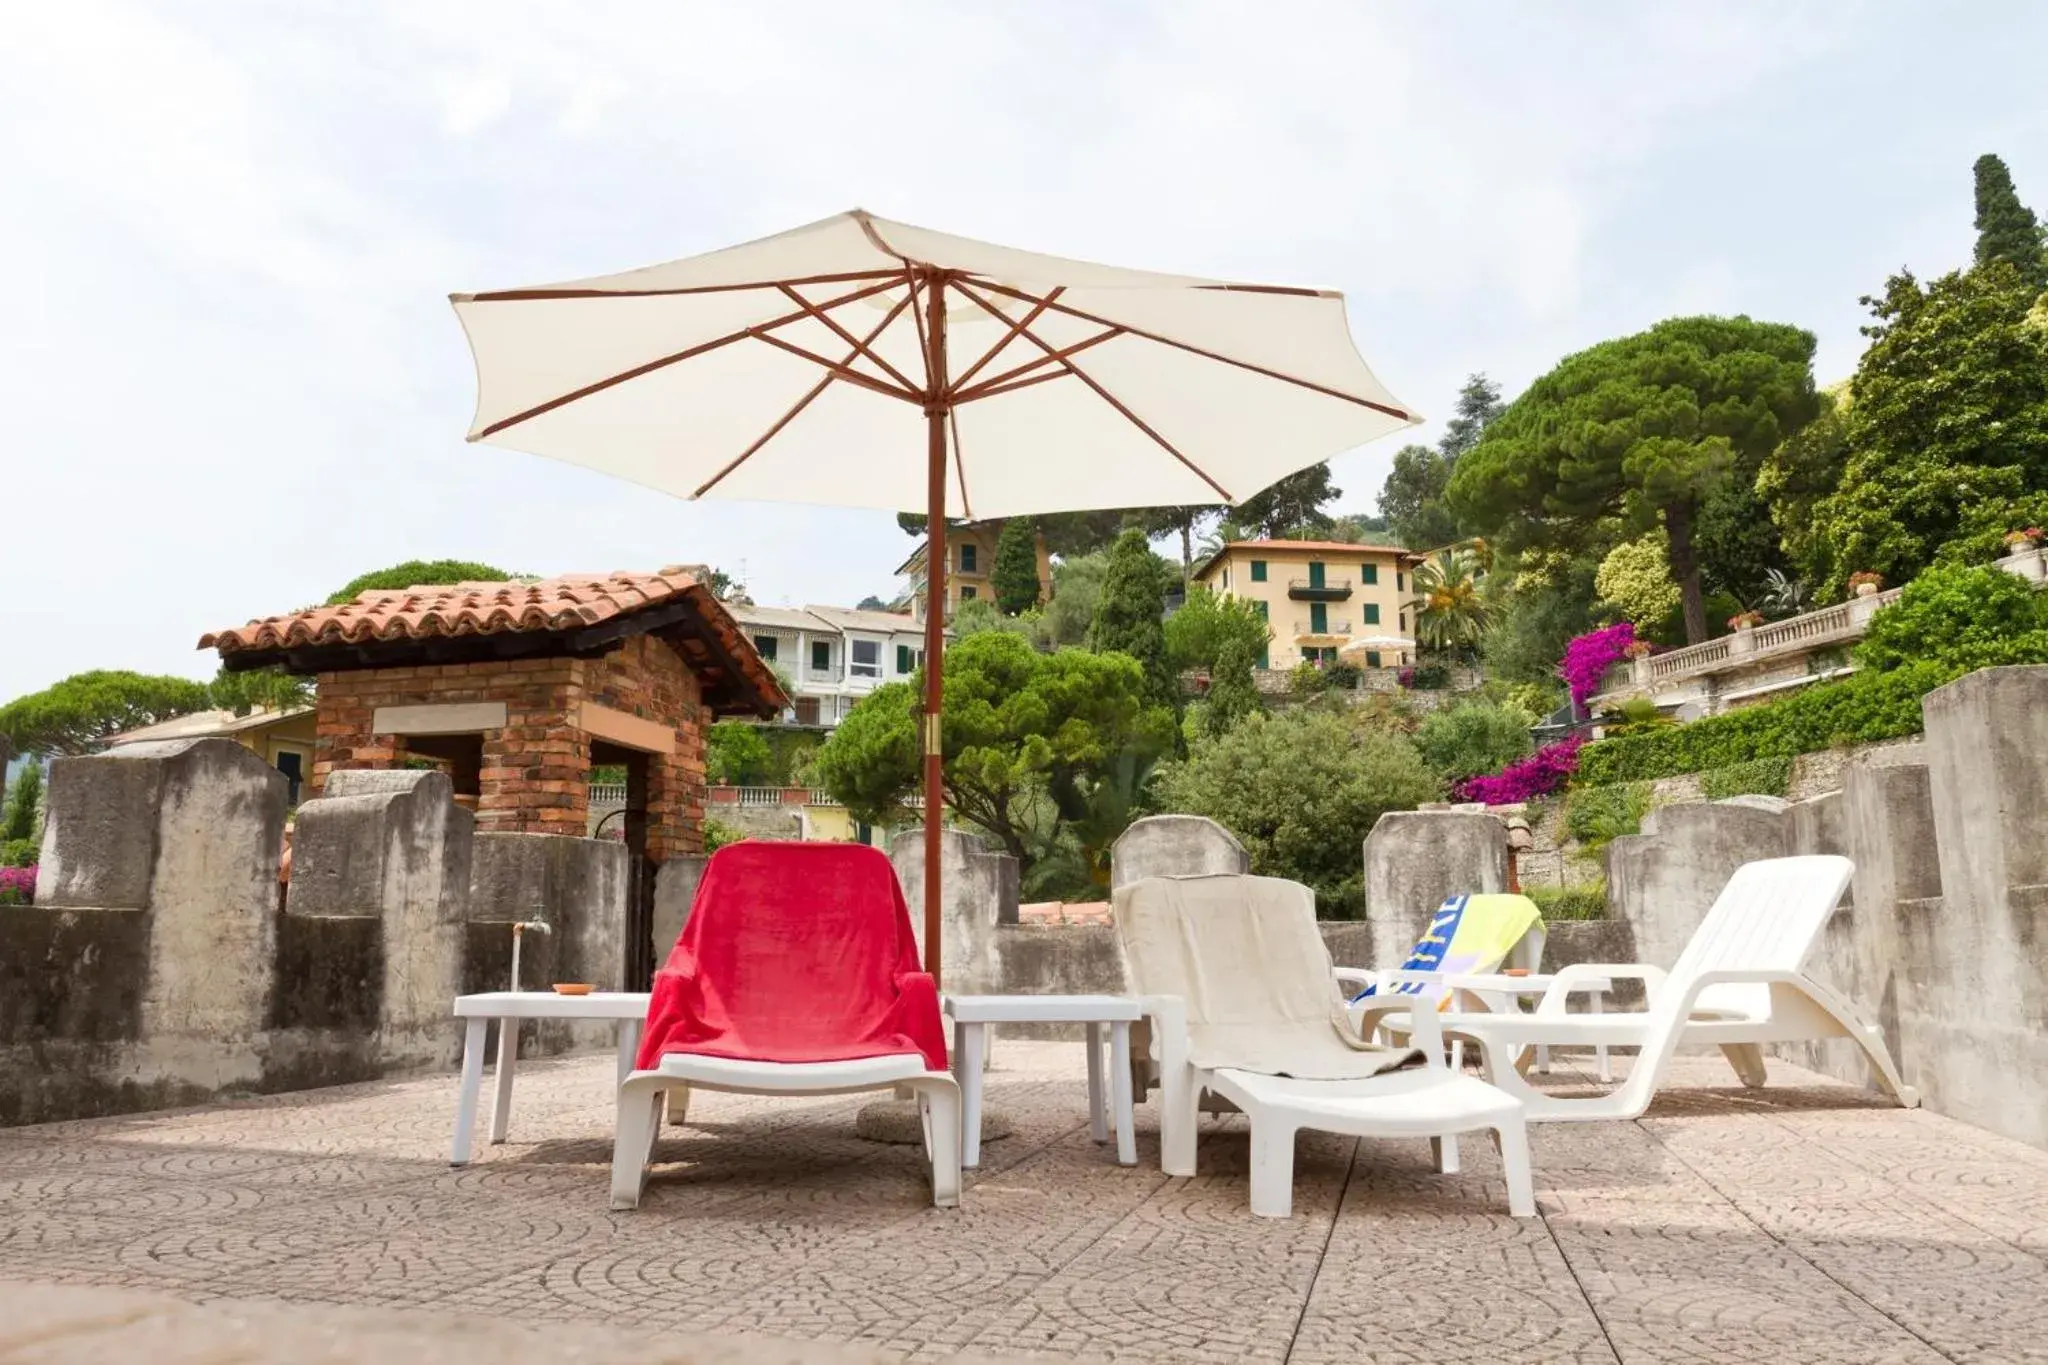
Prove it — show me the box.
[1117,874,1536,1219]
[1335,892,1548,1068]
[1445,854,1920,1121]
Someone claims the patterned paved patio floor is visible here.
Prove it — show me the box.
[4,1043,2046,1363]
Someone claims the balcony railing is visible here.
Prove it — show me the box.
[1286,577,1354,600]
[1595,585,1907,701]
[1294,618,1352,638]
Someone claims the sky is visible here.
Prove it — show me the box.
[2,1,2045,703]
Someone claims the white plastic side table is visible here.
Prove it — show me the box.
[449,990,650,1166]
[1444,973,1614,1082]
[943,994,1142,1168]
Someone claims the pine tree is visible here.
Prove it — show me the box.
[1088,529,1174,704]
[1973,154,2048,291]
[990,517,1043,615]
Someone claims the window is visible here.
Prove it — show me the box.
[1364,603,1381,625]
[1249,560,1268,582]
[752,634,778,662]
[1257,643,1270,669]
[851,639,881,678]
[1366,651,1382,668]
[1253,600,1268,621]
[1362,563,1378,585]
[1399,610,1407,631]
[1397,571,1405,592]
[896,644,913,673]
[960,543,978,572]
[1309,602,1328,634]
[810,640,831,672]
[959,585,978,600]
[1307,561,1325,589]
[274,751,303,806]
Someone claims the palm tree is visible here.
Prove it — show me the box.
[1408,547,1489,654]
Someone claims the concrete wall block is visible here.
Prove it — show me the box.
[890,829,1017,998]
[291,768,472,1068]
[1363,811,1508,969]
[35,753,167,910]
[470,832,628,1053]
[1109,815,1248,890]
[1608,801,1787,974]
[651,856,707,963]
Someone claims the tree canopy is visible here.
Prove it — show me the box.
[1377,374,1502,551]
[1796,264,2048,593]
[990,516,1042,614]
[1448,316,1818,643]
[705,720,773,785]
[0,671,214,757]
[810,632,1175,874]
[327,560,511,605]
[1973,153,2048,292]
[207,665,314,717]
[1163,586,1271,675]
[1088,529,1176,704]
[1158,709,1439,917]
[1230,463,1340,539]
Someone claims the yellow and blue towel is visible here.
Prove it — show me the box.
[1351,893,1543,1004]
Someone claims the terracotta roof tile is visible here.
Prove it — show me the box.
[200,569,787,716]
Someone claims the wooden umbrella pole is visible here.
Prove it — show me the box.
[921,269,949,979]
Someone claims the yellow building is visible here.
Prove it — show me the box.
[107,707,318,803]
[1192,539,1420,670]
[896,520,1054,622]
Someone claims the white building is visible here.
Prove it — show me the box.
[728,603,938,727]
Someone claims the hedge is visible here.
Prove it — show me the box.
[1699,755,1793,800]
[1576,660,1958,785]
[1528,882,1607,921]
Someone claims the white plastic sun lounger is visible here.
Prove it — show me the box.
[1445,854,1920,1121]
[1117,874,1536,1219]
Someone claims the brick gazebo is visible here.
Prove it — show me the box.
[201,568,785,873]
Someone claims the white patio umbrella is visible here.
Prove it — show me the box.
[451,210,1419,981]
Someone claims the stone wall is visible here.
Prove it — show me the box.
[5,739,286,1124]
[1362,811,1508,970]
[1109,815,1247,890]
[1547,671,2048,1149]
[2,740,633,1128]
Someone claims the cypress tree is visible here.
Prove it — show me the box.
[1973,154,2048,291]
[1088,529,1174,704]
[990,517,1042,615]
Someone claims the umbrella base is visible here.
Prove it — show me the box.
[856,1096,1012,1147]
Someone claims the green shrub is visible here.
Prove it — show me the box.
[1577,659,1961,785]
[1407,662,1451,690]
[1414,702,1534,785]
[706,721,773,785]
[1855,562,2048,674]
[1700,756,1794,800]
[0,838,36,868]
[1529,882,1608,921]
[703,818,745,854]
[1322,660,1363,689]
[1562,781,1655,852]
[1289,660,1330,694]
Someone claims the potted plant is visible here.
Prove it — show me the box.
[1847,571,1884,598]
[1727,610,1764,631]
[2003,527,2043,551]
[1622,640,1655,659]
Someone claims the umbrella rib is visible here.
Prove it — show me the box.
[775,282,922,395]
[749,332,922,404]
[692,290,916,499]
[952,326,1124,402]
[948,406,971,520]
[948,286,1065,394]
[951,280,1233,501]
[968,279,1414,422]
[473,274,910,439]
[456,269,904,303]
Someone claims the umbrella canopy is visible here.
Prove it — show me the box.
[452,210,1416,518]
[452,210,1420,981]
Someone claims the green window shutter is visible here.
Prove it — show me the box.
[1254,600,1268,620]
[1362,563,1378,585]
[1308,561,1325,588]
[1364,603,1380,625]
[1257,644,1270,669]
[896,644,911,673]
[1250,560,1267,582]
[1310,602,1328,633]
[1366,651,1382,668]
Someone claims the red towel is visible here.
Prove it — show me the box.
[636,841,947,1073]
